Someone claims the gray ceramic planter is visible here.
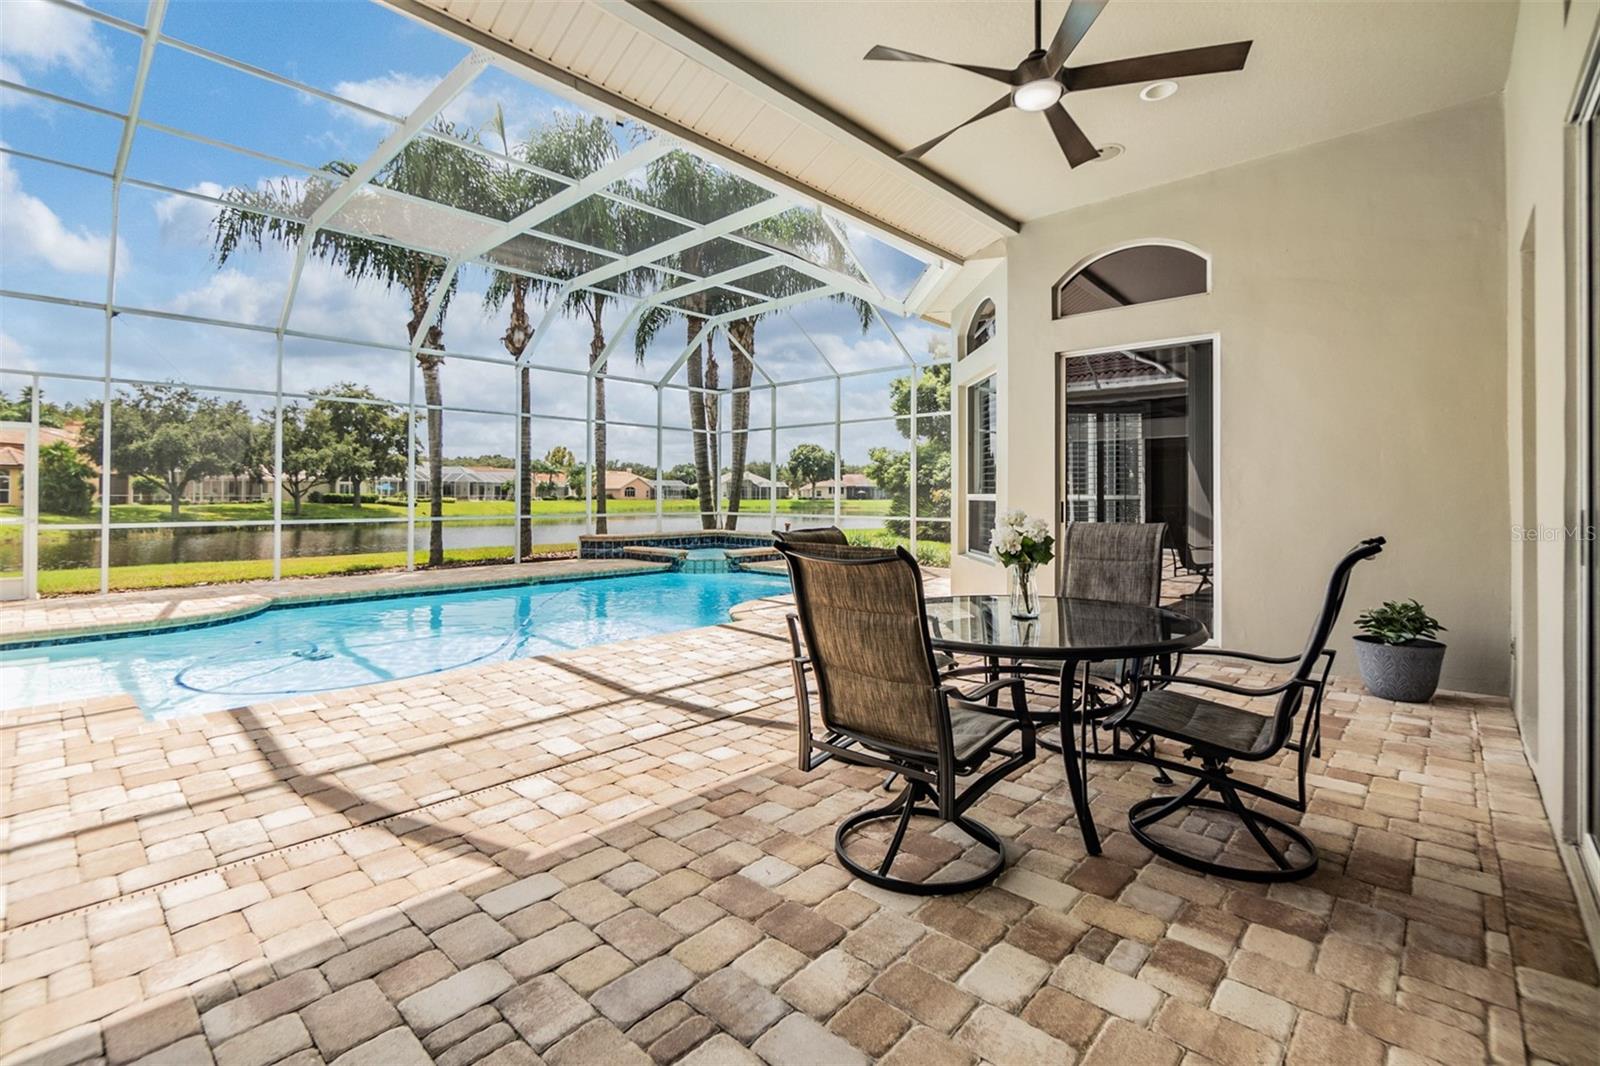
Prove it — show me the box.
[1354,636,1447,703]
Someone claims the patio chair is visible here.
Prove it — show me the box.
[1171,533,1215,594]
[1060,521,1168,605]
[1105,536,1384,881]
[989,522,1169,737]
[779,542,1036,895]
[773,525,848,545]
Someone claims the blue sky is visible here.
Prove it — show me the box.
[0,0,947,465]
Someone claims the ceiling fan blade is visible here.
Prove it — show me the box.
[1044,0,1108,73]
[901,94,1013,160]
[1062,40,1253,91]
[864,44,1015,84]
[1044,104,1099,167]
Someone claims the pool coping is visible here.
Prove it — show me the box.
[0,558,673,650]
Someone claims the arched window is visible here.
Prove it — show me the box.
[1054,243,1208,319]
[963,298,996,358]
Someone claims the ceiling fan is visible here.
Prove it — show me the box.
[865,0,1252,166]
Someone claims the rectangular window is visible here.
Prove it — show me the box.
[966,375,998,554]
[0,471,10,505]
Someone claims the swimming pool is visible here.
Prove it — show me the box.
[0,569,790,721]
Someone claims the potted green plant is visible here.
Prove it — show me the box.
[1353,599,1447,702]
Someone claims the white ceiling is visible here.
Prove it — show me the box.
[657,0,1520,225]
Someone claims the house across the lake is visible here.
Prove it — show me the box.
[798,473,884,500]
[718,471,788,500]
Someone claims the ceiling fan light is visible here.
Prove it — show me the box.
[1139,80,1179,102]
[1012,78,1064,112]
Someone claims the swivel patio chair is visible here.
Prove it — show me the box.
[1060,521,1168,606]
[973,522,1169,742]
[1058,520,1170,711]
[779,542,1036,894]
[773,525,849,546]
[1105,536,1384,882]
[1173,534,1215,595]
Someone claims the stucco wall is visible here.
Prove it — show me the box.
[1500,0,1599,841]
[950,97,1511,696]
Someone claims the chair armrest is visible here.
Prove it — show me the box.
[1145,673,1317,699]
[1181,647,1298,665]
[945,676,1031,720]
[1179,647,1336,667]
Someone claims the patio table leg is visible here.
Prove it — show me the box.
[1057,655,1102,854]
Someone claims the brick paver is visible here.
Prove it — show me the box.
[1,567,1595,1065]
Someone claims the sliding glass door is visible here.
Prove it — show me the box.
[1059,339,1216,634]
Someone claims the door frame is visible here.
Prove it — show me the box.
[1055,332,1222,645]
[1569,30,1600,903]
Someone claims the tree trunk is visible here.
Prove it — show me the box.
[725,319,755,530]
[408,267,447,568]
[684,318,715,529]
[409,264,454,569]
[168,475,182,520]
[519,366,532,557]
[589,293,609,535]
[351,476,363,509]
[420,354,445,567]
[503,278,533,561]
[704,345,720,526]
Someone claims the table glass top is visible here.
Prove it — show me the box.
[924,595,1209,657]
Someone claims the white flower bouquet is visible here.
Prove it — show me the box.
[991,510,1054,618]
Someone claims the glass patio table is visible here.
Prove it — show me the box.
[923,595,1210,855]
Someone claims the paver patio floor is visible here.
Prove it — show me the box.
[1,573,1595,1065]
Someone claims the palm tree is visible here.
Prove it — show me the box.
[632,151,768,528]
[721,209,873,529]
[482,106,565,557]
[499,114,650,535]
[211,126,492,565]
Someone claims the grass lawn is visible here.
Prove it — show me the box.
[21,543,576,596]
[0,497,890,525]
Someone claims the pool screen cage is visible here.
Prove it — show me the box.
[0,0,957,597]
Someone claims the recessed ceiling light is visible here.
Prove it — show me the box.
[1139,80,1179,102]
[1096,143,1125,161]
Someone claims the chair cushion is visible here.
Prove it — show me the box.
[1120,688,1274,757]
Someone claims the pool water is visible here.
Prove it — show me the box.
[1,570,789,721]
[681,548,730,574]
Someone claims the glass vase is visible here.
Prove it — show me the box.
[1008,563,1039,619]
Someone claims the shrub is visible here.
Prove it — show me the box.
[39,441,95,515]
[309,492,382,505]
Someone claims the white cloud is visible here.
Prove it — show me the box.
[0,0,112,92]
[166,267,286,326]
[331,72,433,126]
[153,182,227,246]
[330,72,571,140]
[0,153,124,273]
[0,330,27,366]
